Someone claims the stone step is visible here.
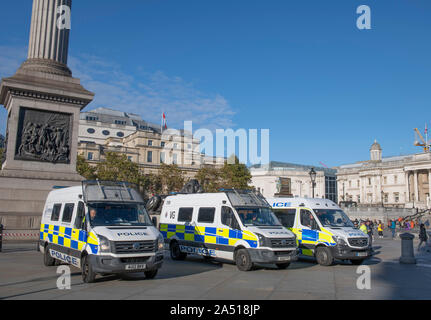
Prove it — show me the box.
[0,199,45,215]
[0,188,49,202]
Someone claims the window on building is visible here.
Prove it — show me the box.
[148,140,153,146]
[394,193,400,203]
[87,152,93,161]
[368,178,372,186]
[384,176,387,185]
[87,128,95,134]
[174,143,178,150]
[394,175,398,184]
[114,120,127,125]
[384,193,389,203]
[86,116,98,121]
[117,132,124,138]
[173,154,178,164]
[349,181,352,188]
[161,142,166,148]
[160,152,165,163]
[128,156,132,161]
[147,151,153,163]
[102,130,110,136]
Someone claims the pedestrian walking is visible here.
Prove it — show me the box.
[360,221,368,235]
[406,221,411,231]
[390,219,397,239]
[418,224,428,251]
[366,220,373,248]
[378,221,384,239]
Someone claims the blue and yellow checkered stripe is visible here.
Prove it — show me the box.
[160,224,258,248]
[291,227,336,256]
[40,224,99,254]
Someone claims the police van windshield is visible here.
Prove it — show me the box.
[313,209,354,228]
[87,203,152,227]
[236,207,282,227]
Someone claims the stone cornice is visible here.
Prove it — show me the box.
[8,88,87,106]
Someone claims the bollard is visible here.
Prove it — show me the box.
[399,233,416,264]
[0,224,3,253]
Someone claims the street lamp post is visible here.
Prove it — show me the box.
[309,168,317,199]
[343,182,346,201]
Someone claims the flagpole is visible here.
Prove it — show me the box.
[426,123,429,152]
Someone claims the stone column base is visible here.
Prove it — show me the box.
[0,172,83,230]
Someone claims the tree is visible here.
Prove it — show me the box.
[196,166,222,193]
[220,155,252,190]
[76,154,97,180]
[96,152,141,185]
[158,163,185,193]
[140,173,163,197]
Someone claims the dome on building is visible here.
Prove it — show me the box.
[370,140,382,151]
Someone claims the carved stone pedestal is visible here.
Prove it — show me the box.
[0,70,94,230]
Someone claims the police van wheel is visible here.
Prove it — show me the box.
[82,256,96,283]
[276,263,290,270]
[235,249,254,271]
[351,259,365,265]
[315,247,334,266]
[144,269,158,279]
[43,245,56,267]
[170,241,187,261]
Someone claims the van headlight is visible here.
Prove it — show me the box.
[332,236,347,246]
[98,235,111,253]
[256,233,267,247]
[157,234,165,251]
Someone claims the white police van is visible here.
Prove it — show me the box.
[268,197,371,266]
[39,181,164,283]
[159,189,298,271]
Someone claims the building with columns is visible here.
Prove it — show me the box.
[250,162,338,202]
[337,141,431,209]
[78,107,225,179]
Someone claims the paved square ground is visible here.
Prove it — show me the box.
[1,238,430,300]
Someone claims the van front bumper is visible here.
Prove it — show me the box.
[330,245,371,260]
[248,248,299,264]
[88,253,164,274]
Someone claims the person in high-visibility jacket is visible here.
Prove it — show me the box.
[359,221,368,234]
[378,221,384,239]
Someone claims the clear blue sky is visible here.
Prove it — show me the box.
[0,0,430,167]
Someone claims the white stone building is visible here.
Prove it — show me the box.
[337,141,431,209]
[78,107,225,177]
[251,162,338,202]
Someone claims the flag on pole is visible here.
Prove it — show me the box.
[161,112,167,132]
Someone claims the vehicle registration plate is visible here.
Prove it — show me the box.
[356,252,367,257]
[125,264,147,270]
[278,256,291,261]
